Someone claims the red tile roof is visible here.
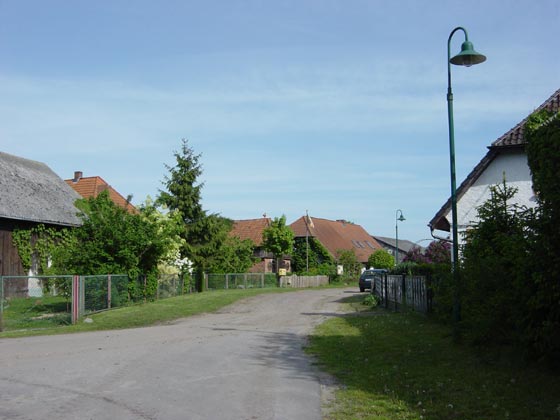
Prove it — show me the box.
[65,172,138,213]
[229,218,271,246]
[290,216,381,264]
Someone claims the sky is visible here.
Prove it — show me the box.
[0,0,558,244]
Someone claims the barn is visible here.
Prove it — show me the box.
[0,152,81,294]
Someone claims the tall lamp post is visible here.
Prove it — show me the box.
[395,209,405,265]
[447,27,486,337]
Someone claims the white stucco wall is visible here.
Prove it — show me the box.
[445,150,536,244]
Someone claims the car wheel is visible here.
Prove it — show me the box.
[359,287,364,292]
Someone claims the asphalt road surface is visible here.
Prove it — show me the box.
[0,288,353,420]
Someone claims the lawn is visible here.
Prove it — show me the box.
[0,287,294,338]
[1,295,72,331]
[306,294,560,420]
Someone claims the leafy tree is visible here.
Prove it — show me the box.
[291,236,335,275]
[207,236,256,274]
[262,215,294,273]
[424,241,451,264]
[336,249,361,278]
[403,246,429,264]
[367,249,394,270]
[525,109,560,363]
[49,191,171,297]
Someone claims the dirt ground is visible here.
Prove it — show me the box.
[0,288,355,420]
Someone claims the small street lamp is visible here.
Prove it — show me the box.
[395,209,406,265]
[447,26,486,338]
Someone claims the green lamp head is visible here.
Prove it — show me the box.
[450,40,486,67]
[397,214,406,222]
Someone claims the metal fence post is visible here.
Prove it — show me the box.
[71,275,79,324]
[79,276,85,318]
[107,274,112,309]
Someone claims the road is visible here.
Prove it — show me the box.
[0,288,353,420]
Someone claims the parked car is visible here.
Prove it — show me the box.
[359,269,387,292]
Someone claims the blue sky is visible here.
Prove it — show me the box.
[0,0,558,243]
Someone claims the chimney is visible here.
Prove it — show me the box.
[73,171,83,182]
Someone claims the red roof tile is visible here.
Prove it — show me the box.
[65,173,137,214]
[229,218,271,246]
[290,216,381,264]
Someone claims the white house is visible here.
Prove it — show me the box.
[429,88,560,243]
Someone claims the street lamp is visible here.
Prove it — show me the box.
[447,27,486,336]
[395,209,405,265]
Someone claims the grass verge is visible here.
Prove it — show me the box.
[0,288,293,338]
[307,294,560,420]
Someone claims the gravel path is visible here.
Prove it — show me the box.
[0,288,355,420]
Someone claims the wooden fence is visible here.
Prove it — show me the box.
[373,274,431,313]
[279,275,329,288]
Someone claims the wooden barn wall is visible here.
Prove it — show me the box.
[0,219,28,277]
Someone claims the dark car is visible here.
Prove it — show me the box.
[359,269,387,292]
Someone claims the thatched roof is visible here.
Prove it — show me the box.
[0,152,82,226]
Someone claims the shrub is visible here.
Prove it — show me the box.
[362,294,379,308]
[367,249,394,270]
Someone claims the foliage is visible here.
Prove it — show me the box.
[157,139,232,289]
[460,180,532,347]
[402,245,429,264]
[12,224,73,274]
[206,235,256,274]
[391,261,418,275]
[157,139,204,225]
[291,236,335,275]
[49,191,169,297]
[187,214,234,272]
[424,240,451,264]
[362,293,379,307]
[524,109,560,364]
[336,249,361,278]
[140,197,187,274]
[262,215,294,271]
[367,248,394,270]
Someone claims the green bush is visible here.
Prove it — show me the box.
[362,293,379,308]
[461,181,532,348]
[367,249,394,270]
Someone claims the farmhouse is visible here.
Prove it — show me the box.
[290,216,382,266]
[429,88,560,244]
[229,217,291,273]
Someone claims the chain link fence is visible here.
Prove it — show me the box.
[205,273,278,290]
[0,274,189,331]
[0,275,73,331]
